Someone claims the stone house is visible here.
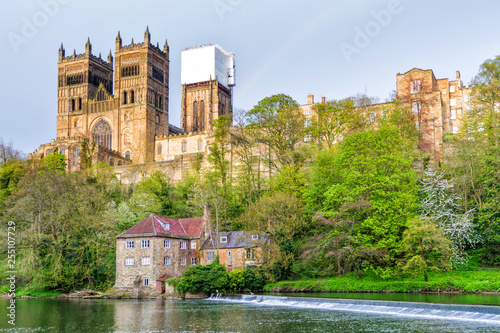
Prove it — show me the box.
[200,231,271,271]
[115,214,207,296]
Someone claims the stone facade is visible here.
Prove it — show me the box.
[115,214,206,296]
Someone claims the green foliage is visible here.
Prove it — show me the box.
[41,152,67,173]
[397,218,452,281]
[239,192,307,280]
[177,257,229,294]
[303,124,420,277]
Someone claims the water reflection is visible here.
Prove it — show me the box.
[0,297,499,333]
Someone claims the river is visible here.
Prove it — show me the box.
[1,293,500,332]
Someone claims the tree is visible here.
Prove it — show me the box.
[419,168,480,264]
[304,123,420,277]
[0,138,23,167]
[238,192,307,280]
[398,218,452,281]
[208,115,232,186]
[41,152,66,173]
[247,94,305,171]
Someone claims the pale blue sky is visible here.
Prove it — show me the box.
[1,0,500,154]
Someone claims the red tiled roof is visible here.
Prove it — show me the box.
[180,217,204,238]
[118,215,204,238]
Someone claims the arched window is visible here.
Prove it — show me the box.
[78,98,82,110]
[157,144,162,155]
[117,160,123,166]
[156,114,160,123]
[130,90,135,103]
[72,146,80,167]
[200,100,205,131]
[193,101,198,131]
[123,91,128,105]
[198,140,203,151]
[71,99,75,111]
[124,150,131,159]
[92,119,112,150]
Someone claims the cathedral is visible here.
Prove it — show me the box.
[30,28,235,172]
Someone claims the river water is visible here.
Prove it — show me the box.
[1,293,500,332]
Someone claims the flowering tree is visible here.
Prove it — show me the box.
[419,168,480,265]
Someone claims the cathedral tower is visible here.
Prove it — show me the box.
[114,27,170,163]
[181,45,235,132]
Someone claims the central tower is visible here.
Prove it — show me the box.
[181,45,235,132]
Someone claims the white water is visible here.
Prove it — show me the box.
[207,295,500,324]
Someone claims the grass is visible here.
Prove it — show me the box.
[15,288,63,297]
[264,270,500,293]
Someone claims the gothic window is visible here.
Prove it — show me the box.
[123,91,127,105]
[193,101,198,131]
[71,99,75,112]
[124,150,131,159]
[157,144,162,155]
[78,98,82,110]
[156,114,160,123]
[92,119,112,150]
[72,147,80,167]
[130,90,135,103]
[200,100,205,131]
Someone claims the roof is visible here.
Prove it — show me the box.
[200,231,270,250]
[117,215,204,239]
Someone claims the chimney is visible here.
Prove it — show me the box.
[322,96,326,104]
[456,70,461,80]
[203,205,211,238]
[307,93,314,105]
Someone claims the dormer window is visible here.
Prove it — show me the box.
[220,236,227,243]
[411,80,421,93]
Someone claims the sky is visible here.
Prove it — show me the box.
[1,0,500,154]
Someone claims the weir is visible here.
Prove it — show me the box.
[207,295,500,324]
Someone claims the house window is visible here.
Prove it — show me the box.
[180,241,186,249]
[126,240,135,249]
[303,110,311,115]
[164,256,171,265]
[412,102,421,115]
[450,109,457,120]
[124,257,134,266]
[450,99,456,107]
[144,278,149,286]
[245,248,255,260]
[142,257,150,265]
[228,251,232,258]
[304,118,311,127]
[182,141,187,152]
[60,147,66,155]
[227,265,233,272]
[191,257,196,265]
[164,240,170,248]
[442,89,447,95]
[198,140,203,151]
[410,80,421,93]
[207,251,214,262]
[157,144,162,155]
[452,126,458,134]
[141,240,150,248]
[252,234,259,240]
[370,112,376,123]
[191,241,197,249]
[381,110,387,119]
[450,85,456,93]
[220,236,227,243]
[180,258,186,266]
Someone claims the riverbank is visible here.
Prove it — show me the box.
[264,270,500,293]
